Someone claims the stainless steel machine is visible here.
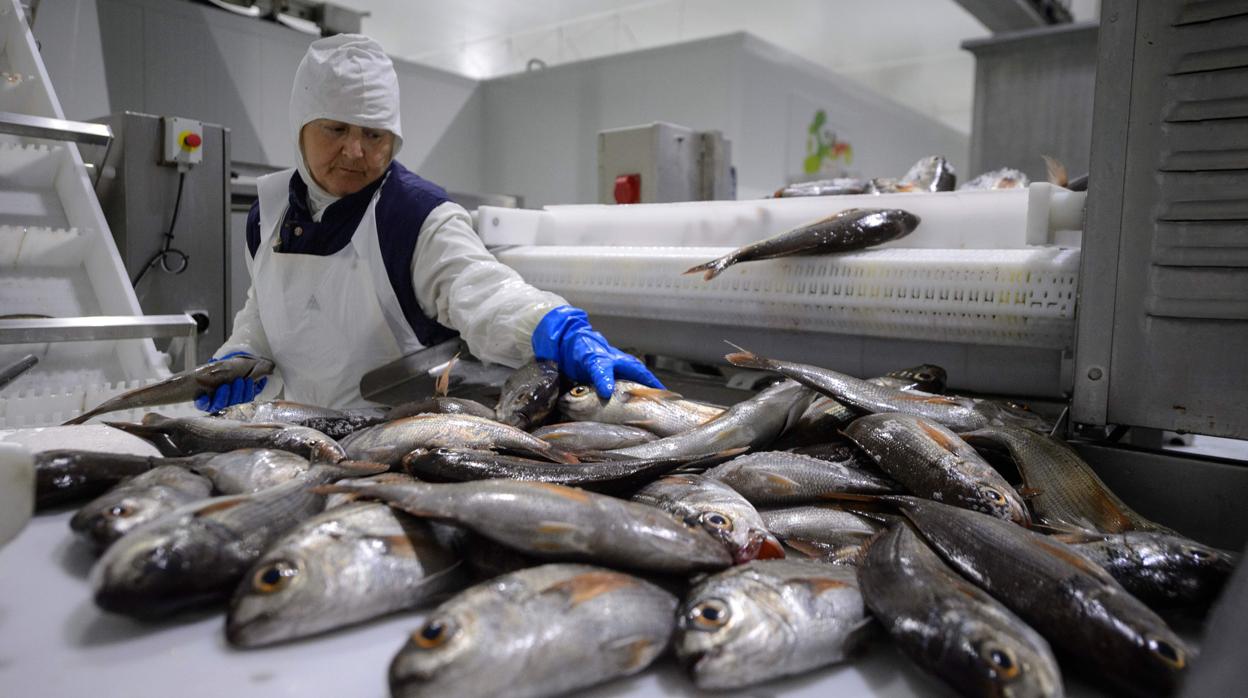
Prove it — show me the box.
[93,112,231,365]
[598,122,734,204]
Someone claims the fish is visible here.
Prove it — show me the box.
[788,440,862,462]
[400,447,708,496]
[0,353,37,390]
[91,460,388,618]
[387,397,498,421]
[63,354,275,425]
[867,363,948,394]
[684,208,920,280]
[226,501,467,647]
[323,472,420,510]
[675,559,869,689]
[892,496,1190,697]
[844,413,1029,524]
[859,524,1064,698]
[1057,530,1237,611]
[389,563,676,698]
[532,421,658,451]
[772,177,872,198]
[960,168,1030,191]
[340,413,573,466]
[704,451,897,506]
[759,505,882,563]
[725,347,1029,432]
[215,400,385,440]
[494,360,560,431]
[558,381,723,437]
[69,465,214,550]
[608,380,816,459]
[898,155,957,192]
[1043,155,1068,188]
[315,478,733,574]
[961,425,1174,534]
[104,414,346,463]
[34,450,166,510]
[631,473,784,564]
[187,448,312,495]
[770,395,858,449]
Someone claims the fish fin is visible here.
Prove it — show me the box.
[916,421,963,454]
[532,520,592,552]
[792,576,851,595]
[623,419,661,429]
[684,255,734,281]
[722,341,773,371]
[1018,486,1044,499]
[1043,155,1068,187]
[756,534,786,560]
[603,635,660,673]
[543,570,637,607]
[782,538,828,560]
[622,387,683,403]
[895,393,962,406]
[761,472,800,493]
[62,409,98,426]
[435,353,460,397]
[325,460,390,477]
[193,497,248,517]
[1032,537,1118,584]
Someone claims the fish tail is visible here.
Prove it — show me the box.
[722,342,772,370]
[548,447,581,465]
[1043,155,1068,187]
[62,411,94,426]
[683,254,734,281]
[102,420,162,440]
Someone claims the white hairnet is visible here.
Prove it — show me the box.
[290,34,403,193]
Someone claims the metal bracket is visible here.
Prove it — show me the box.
[0,315,199,371]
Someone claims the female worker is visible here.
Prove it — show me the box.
[198,34,661,411]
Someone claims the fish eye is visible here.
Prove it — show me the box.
[1148,637,1185,669]
[1187,548,1212,561]
[979,643,1020,679]
[982,488,1008,505]
[916,372,934,381]
[252,559,298,594]
[569,386,592,398]
[106,504,135,518]
[700,512,734,532]
[688,598,731,631]
[414,617,456,649]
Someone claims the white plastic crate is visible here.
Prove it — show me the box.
[0,375,202,429]
[480,183,1085,250]
[0,0,171,428]
[497,246,1080,349]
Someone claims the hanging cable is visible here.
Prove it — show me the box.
[132,170,191,286]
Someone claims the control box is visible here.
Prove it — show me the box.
[161,116,204,169]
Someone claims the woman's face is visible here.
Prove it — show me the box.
[300,118,395,196]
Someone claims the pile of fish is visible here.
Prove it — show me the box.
[774,154,1082,198]
[34,345,1237,698]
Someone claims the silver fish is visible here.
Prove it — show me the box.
[899,155,957,192]
[726,347,1009,432]
[773,177,872,198]
[494,360,561,431]
[676,559,868,689]
[227,501,467,647]
[1058,530,1238,611]
[91,460,387,618]
[35,450,166,509]
[215,400,385,439]
[867,363,948,394]
[387,397,497,421]
[609,380,816,459]
[64,354,275,425]
[895,496,1190,697]
[845,413,1029,524]
[860,524,1063,698]
[685,208,920,280]
[770,395,858,449]
[961,425,1172,534]
[104,414,346,463]
[558,381,723,437]
[389,563,675,698]
[760,505,882,563]
[704,451,897,506]
[632,473,784,564]
[317,478,733,574]
[323,472,420,510]
[532,421,658,451]
[189,448,312,495]
[340,413,572,466]
[960,168,1030,191]
[70,465,213,550]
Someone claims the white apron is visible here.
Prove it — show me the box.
[251,169,424,408]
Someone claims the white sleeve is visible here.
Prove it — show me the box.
[412,201,567,368]
[215,254,282,398]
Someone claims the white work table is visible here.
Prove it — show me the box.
[0,508,1142,698]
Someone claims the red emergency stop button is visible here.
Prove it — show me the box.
[182,133,202,149]
[614,174,641,204]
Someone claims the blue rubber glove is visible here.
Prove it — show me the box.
[532,306,664,399]
[194,351,268,412]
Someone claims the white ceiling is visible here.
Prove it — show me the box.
[329,0,1100,134]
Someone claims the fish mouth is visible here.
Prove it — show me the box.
[733,530,786,564]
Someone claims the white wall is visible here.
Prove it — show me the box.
[480,33,969,207]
